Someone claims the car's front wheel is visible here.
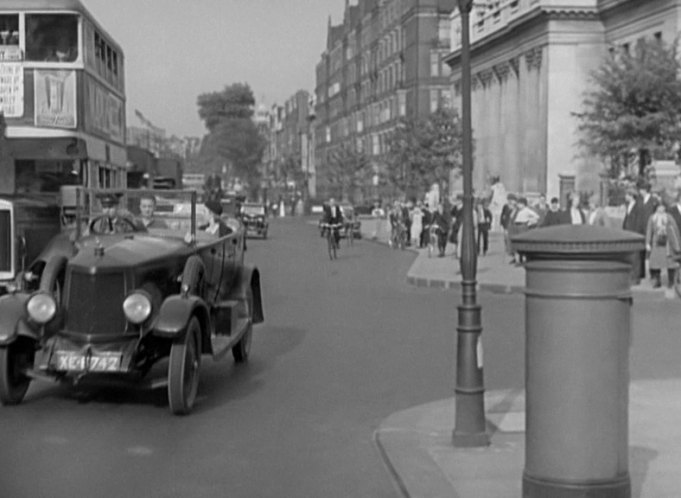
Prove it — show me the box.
[167,317,201,415]
[0,339,35,406]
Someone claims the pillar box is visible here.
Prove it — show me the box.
[512,225,644,498]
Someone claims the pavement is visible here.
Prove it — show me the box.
[354,217,681,498]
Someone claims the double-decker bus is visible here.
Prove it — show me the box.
[0,0,127,292]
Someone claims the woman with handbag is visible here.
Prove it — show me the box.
[645,203,681,288]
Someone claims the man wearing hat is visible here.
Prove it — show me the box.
[202,199,230,237]
[90,192,136,234]
[622,186,644,284]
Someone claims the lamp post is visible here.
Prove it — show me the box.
[452,0,489,448]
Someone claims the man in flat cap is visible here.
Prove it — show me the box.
[90,192,137,234]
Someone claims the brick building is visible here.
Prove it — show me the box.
[314,0,456,202]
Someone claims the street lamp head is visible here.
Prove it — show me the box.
[457,0,475,14]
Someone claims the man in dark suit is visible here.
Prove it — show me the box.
[622,187,643,284]
[636,182,658,280]
[668,191,681,235]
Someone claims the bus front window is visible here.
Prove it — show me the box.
[0,15,19,46]
[25,14,79,63]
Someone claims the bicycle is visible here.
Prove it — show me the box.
[390,222,407,250]
[345,222,354,247]
[321,223,342,260]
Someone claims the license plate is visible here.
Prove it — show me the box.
[55,352,121,372]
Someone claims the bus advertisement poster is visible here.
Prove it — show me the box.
[0,62,23,117]
[34,69,77,129]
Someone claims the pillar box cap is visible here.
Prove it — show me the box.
[512,225,645,260]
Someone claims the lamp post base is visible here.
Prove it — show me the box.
[452,430,490,448]
[523,472,630,498]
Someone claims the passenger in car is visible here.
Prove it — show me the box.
[137,194,168,229]
[202,200,231,237]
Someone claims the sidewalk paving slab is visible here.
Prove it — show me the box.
[375,379,681,498]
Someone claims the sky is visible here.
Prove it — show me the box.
[85,0,346,139]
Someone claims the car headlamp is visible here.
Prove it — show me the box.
[123,292,152,324]
[27,292,57,324]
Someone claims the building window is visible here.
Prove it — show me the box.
[430,89,439,113]
[326,126,331,143]
[430,51,440,77]
[398,91,406,116]
[654,31,662,42]
[438,19,451,42]
[372,134,379,155]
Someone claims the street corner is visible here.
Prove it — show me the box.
[375,391,527,498]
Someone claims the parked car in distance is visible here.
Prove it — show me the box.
[0,188,264,415]
[240,203,268,239]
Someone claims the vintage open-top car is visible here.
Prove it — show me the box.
[0,188,263,415]
[240,202,268,239]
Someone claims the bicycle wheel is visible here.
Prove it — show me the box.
[327,232,335,260]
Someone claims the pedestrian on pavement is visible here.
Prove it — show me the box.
[540,197,566,227]
[563,191,587,224]
[533,194,549,225]
[587,194,609,227]
[449,195,464,255]
[402,201,412,247]
[510,197,540,264]
[637,181,659,281]
[432,203,449,257]
[623,186,644,285]
[645,203,681,288]
[667,190,681,235]
[501,194,519,262]
[410,202,423,248]
[476,198,492,256]
[420,203,432,248]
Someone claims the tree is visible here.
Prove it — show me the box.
[384,108,463,199]
[197,83,256,131]
[196,83,266,194]
[575,37,681,180]
[326,144,372,202]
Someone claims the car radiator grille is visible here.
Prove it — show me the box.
[66,272,125,336]
[0,210,11,273]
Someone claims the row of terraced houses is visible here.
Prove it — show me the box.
[261,0,681,207]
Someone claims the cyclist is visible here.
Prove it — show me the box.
[322,198,344,247]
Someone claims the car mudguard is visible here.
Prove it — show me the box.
[234,265,264,324]
[0,293,35,345]
[153,294,211,340]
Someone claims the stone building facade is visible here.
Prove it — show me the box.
[315,0,456,201]
[445,0,681,203]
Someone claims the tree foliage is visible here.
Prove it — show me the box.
[384,108,463,198]
[196,83,265,192]
[326,144,372,201]
[575,37,681,178]
[197,83,256,131]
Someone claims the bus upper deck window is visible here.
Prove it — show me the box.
[0,15,19,45]
[25,14,79,62]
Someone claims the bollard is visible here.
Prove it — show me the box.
[512,225,644,498]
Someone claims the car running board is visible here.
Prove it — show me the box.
[210,317,251,361]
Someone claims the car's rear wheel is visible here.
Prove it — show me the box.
[232,287,253,363]
[167,317,201,415]
[0,339,35,406]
